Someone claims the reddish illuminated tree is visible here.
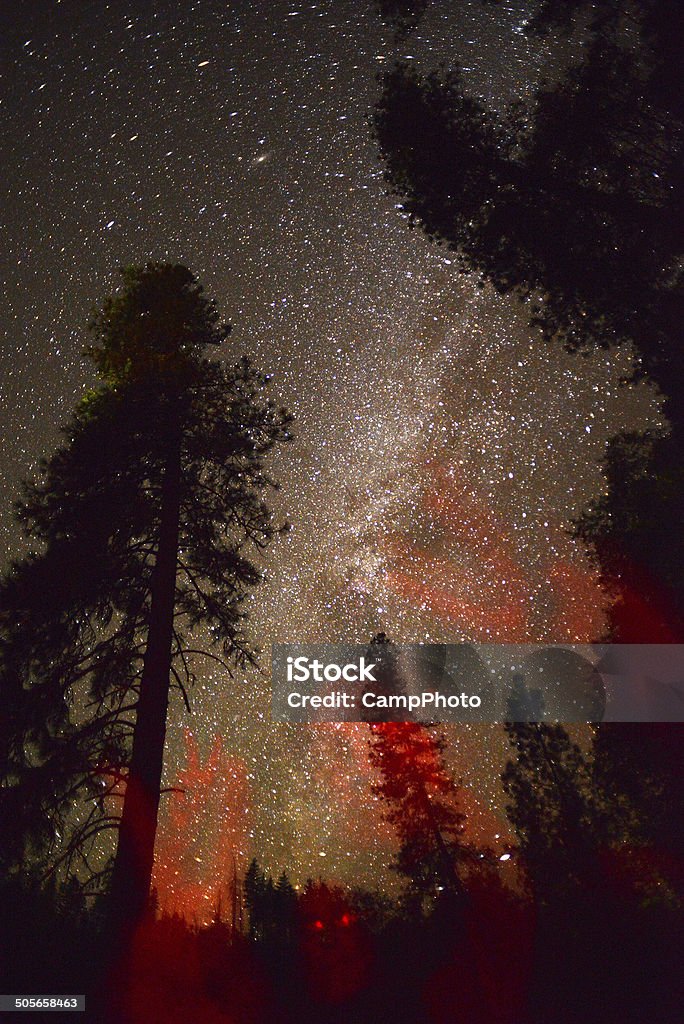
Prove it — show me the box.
[369,721,470,898]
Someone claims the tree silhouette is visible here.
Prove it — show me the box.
[0,264,291,936]
[242,859,298,945]
[369,720,470,898]
[592,722,684,896]
[243,858,266,941]
[574,429,684,639]
[273,872,297,946]
[374,3,682,406]
[374,0,427,39]
[502,687,604,901]
[372,0,684,642]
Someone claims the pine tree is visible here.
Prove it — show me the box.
[374,3,683,415]
[274,872,297,943]
[502,703,602,901]
[0,264,292,934]
[372,0,684,641]
[592,722,684,896]
[368,721,469,898]
[243,858,266,940]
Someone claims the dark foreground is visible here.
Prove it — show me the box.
[1,874,682,1024]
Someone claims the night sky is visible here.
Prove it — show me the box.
[1,1,661,918]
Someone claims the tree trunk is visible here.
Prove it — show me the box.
[109,438,182,937]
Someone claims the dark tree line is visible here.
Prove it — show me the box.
[2,673,681,1021]
[243,859,298,944]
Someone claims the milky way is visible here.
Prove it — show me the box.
[1,1,660,916]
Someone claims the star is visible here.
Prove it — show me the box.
[0,0,662,915]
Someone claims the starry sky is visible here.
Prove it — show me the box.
[1,0,661,917]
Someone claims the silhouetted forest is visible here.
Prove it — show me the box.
[2,703,683,1022]
[2,0,683,1021]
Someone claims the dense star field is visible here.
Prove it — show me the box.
[0,0,660,917]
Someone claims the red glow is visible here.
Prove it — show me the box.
[152,729,249,924]
[384,462,603,641]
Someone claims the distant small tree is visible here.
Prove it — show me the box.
[274,872,297,943]
[360,632,409,722]
[243,858,267,940]
[243,860,297,944]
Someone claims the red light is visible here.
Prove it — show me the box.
[340,913,350,926]
[313,919,324,930]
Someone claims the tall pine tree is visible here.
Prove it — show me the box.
[0,264,292,934]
